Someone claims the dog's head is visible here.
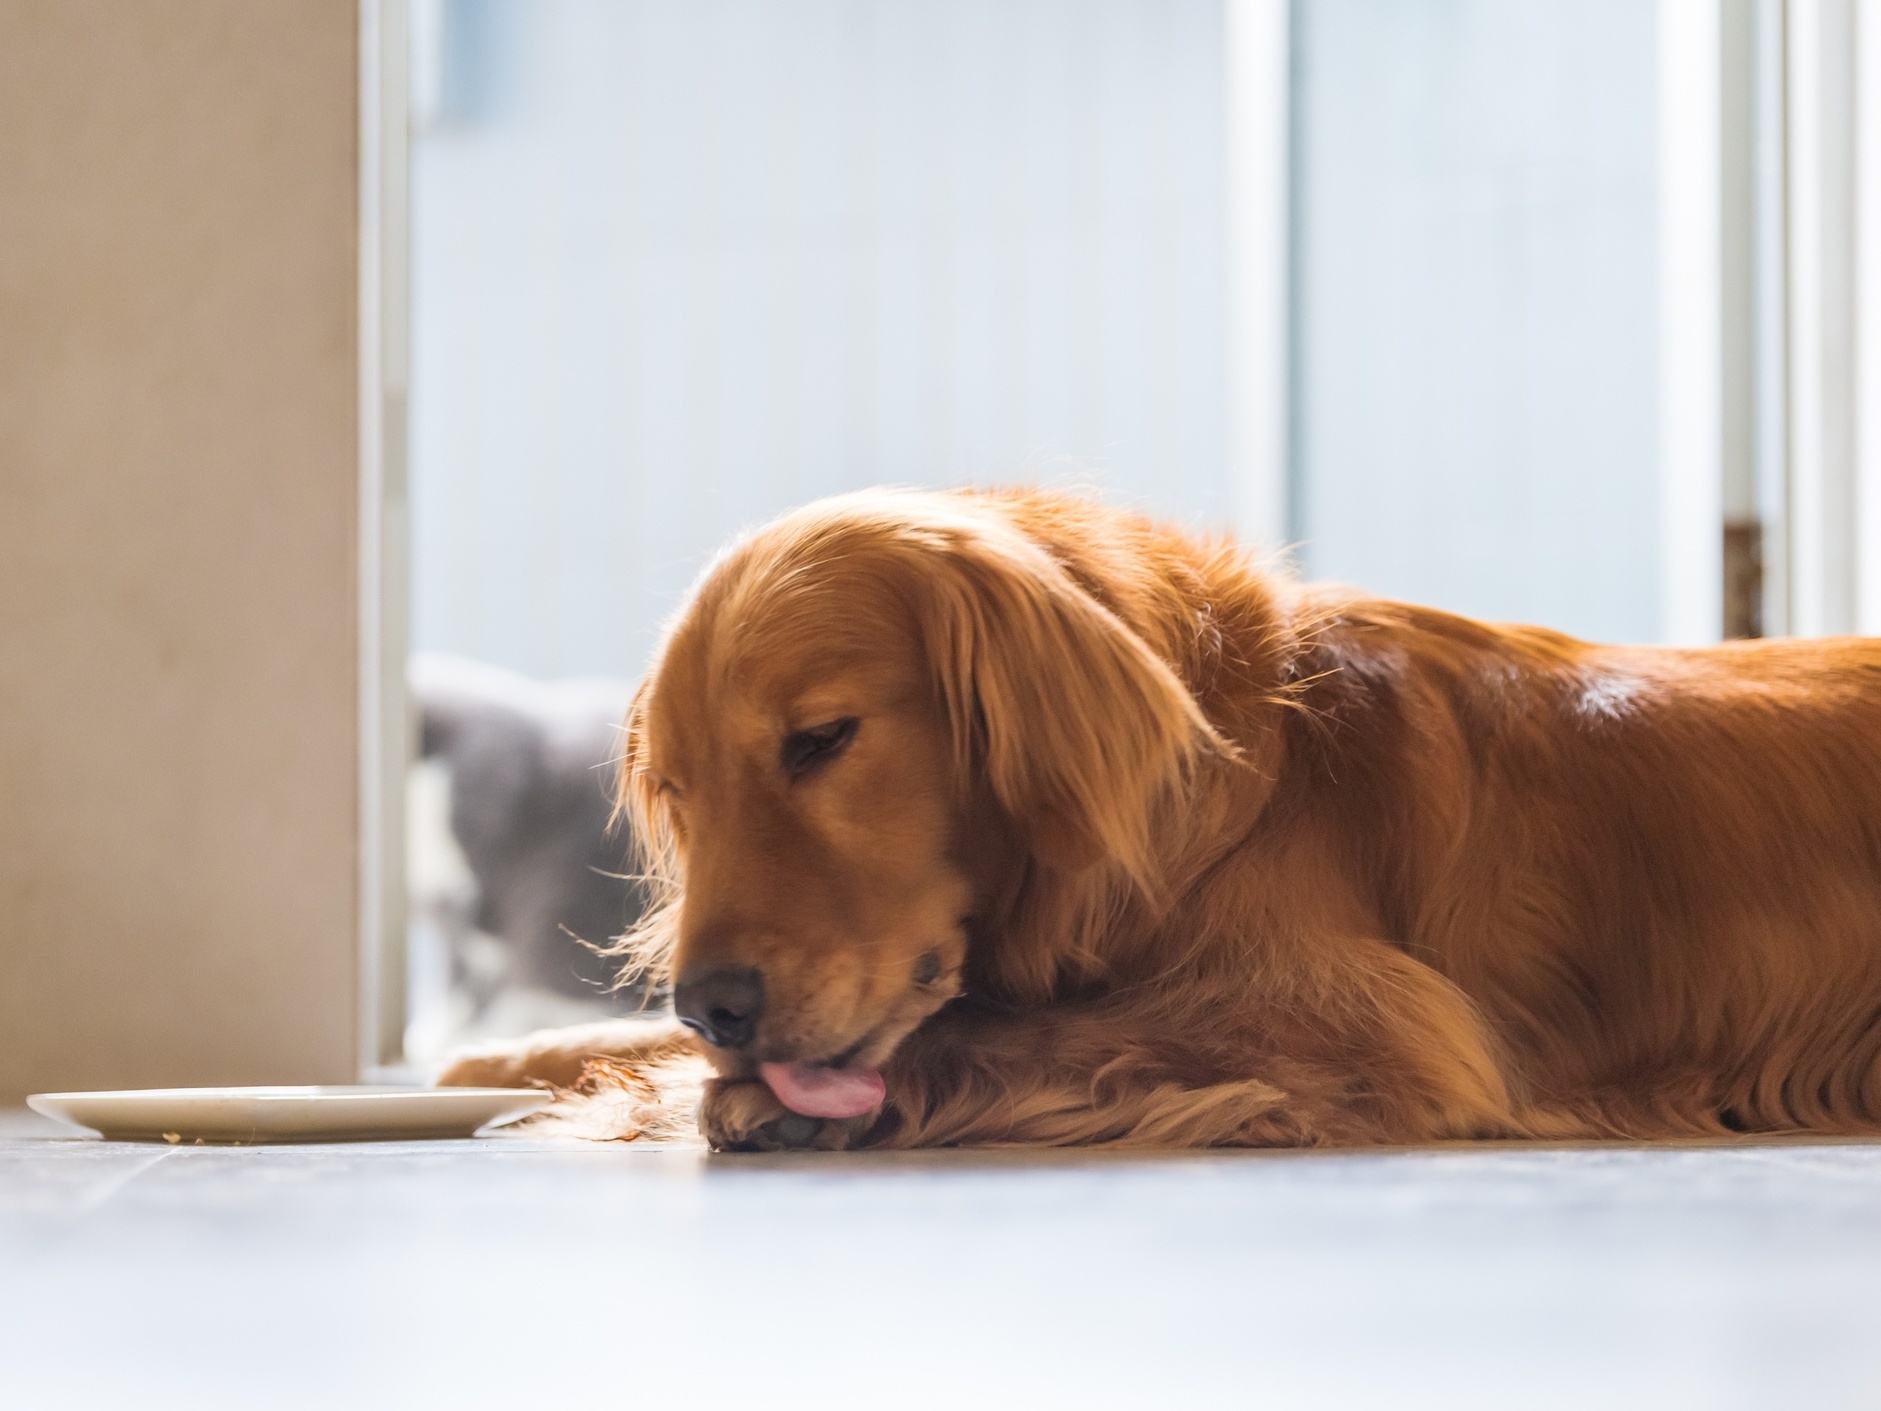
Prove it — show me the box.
[617,490,1224,1118]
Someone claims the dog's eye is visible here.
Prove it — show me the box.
[780,717,859,779]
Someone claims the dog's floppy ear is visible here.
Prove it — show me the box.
[907,517,1226,887]
[602,675,685,990]
[612,677,658,844]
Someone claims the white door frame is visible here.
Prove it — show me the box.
[359,0,412,1075]
[1225,0,1293,553]
[1661,0,1881,643]
[1661,0,1730,644]
[1775,0,1881,637]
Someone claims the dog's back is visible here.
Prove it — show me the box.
[1277,597,1881,1134]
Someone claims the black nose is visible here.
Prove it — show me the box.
[674,966,765,1049]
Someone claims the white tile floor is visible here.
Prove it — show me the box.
[4,1108,1879,1409]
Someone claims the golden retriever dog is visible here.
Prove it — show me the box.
[440,487,1881,1151]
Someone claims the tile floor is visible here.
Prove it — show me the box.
[3,1108,1879,1409]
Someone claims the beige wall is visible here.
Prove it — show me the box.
[0,2,362,1100]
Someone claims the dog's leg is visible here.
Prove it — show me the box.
[435,1015,694,1089]
[886,1000,1510,1149]
[704,937,1516,1151]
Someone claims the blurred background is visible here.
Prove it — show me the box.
[13,11,1881,1398]
[397,0,1849,1061]
[13,0,1881,1107]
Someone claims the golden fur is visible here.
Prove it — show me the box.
[441,487,1881,1149]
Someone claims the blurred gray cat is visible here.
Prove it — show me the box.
[410,654,651,1020]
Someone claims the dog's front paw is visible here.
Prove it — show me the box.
[700,1079,872,1152]
[700,1079,818,1150]
[435,1041,549,1090]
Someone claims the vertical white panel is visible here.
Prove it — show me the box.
[1752,0,1791,635]
[1858,0,1881,631]
[360,0,411,1072]
[1292,1,1661,644]
[1224,0,1290,549]
[1789,0,1825,633]
[1659,0,1725,645]
[1721,0,1757,533]
[1788,0,1859,635]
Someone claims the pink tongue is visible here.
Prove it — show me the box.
[758,1062,886,1119]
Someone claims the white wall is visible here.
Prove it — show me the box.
[414,0,1735,669]
[1291,0,1664,643]
[410,0,1236,681]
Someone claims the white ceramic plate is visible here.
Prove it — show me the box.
[25,1086,553,1144]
